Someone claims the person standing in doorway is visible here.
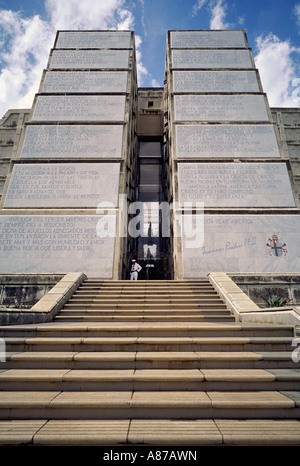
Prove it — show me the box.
[130,259,142,280]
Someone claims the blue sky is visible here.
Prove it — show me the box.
[0,0,300,117]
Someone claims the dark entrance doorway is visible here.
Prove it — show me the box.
[126,139,172,280]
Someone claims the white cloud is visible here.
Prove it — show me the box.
[135,34,148,83]
[237,16,245,26]
[116,8,135,30]
[138,0,147,36]
[151,78,160,87]
[294,3,300,28]
[191,1,300,107]
[192,0,229,29]
[192,0,207,17]
[209,0,229,30]
[254,33,300,107]
[0,0,148,117]
[0,10,54,116]
[45,0,133,30]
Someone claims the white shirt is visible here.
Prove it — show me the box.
[131,262,142,272]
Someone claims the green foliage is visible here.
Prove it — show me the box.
[262,295,291,308]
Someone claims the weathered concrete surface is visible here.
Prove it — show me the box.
[0,273,86,325]
[208,272,300,328]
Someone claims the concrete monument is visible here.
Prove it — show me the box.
[1,29,299,280]
[165,29,299,278]
[4,163,120,208]
[20,125,124,159]
[178,163,296,208]
[1,30,137,278]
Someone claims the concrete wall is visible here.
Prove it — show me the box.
[137,88,164,137]
[271,108,300,204]
[0,31,138,279]
[164,30,300,279]
[0,274,63,310]
[0,272,86,325]
[229,273,300,308]
[0,109,30,201]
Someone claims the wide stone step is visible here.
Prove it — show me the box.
[57,308,232,315]
[79,288,215,293]
[0,323,294,338]
[56,310,233,319]
[79,285,215,291]
[74,290,219,297]
[68,288,217,294]
[83,279,209,285]
[0,390,298,420]
[55,315,235,323]
[3,336,294,354]
[78,290,217,296]
[1,418,300,446]
[62,305,229,312]
[58,308,232,314]
[81,280,211,285]
[3,351,298,370]
[68,297,224,304]
[0,368,299,391]
[77,287,217,294]
[63,302,229,309]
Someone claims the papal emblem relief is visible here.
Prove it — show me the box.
[266,235,288,257]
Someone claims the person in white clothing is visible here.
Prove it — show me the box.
[130,259,142,280]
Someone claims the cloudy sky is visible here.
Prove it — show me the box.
[0,0,300,117]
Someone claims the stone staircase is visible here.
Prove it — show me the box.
[0,278,300,446]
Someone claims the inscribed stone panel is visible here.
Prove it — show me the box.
[173,71,259,93]
[174,95,269,121]
[0,215,116,277]
[56,31,132,49]
[32,95,126,122]
[20,125,124,159]
[4,163,120,208]
[49,50,130,69]
[177,163,295,207]
[41,71,128,93]
[170,31,247,48]
[180,215,300,277]
[175,125,281,158]
[171,50,253,69]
